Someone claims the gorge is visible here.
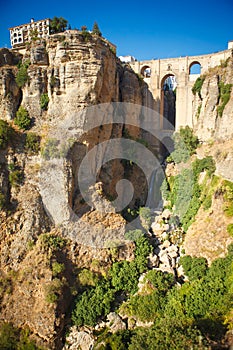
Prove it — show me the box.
[0,29,233,349]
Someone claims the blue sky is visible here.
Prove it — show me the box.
[0,0,232,60]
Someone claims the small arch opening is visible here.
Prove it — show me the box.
[141,65,151,78]
[189,61,201,75]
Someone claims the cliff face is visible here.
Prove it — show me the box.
[181,57,233,261]
[0,33,155,348]
[192,56,233,142]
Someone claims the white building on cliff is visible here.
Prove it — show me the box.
[9,18,50,48]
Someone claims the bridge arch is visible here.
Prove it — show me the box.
[189,61,201,75]
[141,65,151,77]
[161,74,176,130]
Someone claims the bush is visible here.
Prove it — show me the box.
[52,262,65,276]
[227,223,233,236]
[125,229,144,241]
[9,168,23,187]
[16,60,30,87]
[168,126,199,163]
[45,278,63,303]
[72,280,115,326]
[139,207,152,230]
[25,133,40,154]
[78,268,99,288]
[192,76,205,97]
[40,233,66,251]
[192,156,216,177]
[0,120,13,149]
[217,81,232,117]
[15,106,31,130]
[40,93,49,111]
[179,255,208,281]
[0,322,41,350]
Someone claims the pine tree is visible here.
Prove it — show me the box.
[92,22,102,37]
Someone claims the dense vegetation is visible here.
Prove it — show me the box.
[162,128,216,231]
[167,125,199,163]
[0,322,42,350]
[92,245,233,349]
[72,235,152,327]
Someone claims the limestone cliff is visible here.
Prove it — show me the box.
[0,33,155,349]
[192,56,233,142]
[182,57,233,261]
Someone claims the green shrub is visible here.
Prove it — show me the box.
[15,60,30,87]
[25,133,40,154]
[80,28,92,42]
[0,322,41,350]
[45,278,63,303]
[168,126,199,163]
[139,206,152,230]
[52,262,65,276]
[222,180,233,217]
[15,106,31,130]
[40,93,49,111]
[40,233,66,251]
[192,76,205,97]
[9,168,23,187]
[196,103,202,119]
[180,255,208,281]
[227,223,233,236]
[78,268,99,288]
[217,81,232,117]
[0,120,13,149]
[192,156,216,177]
[72,280,115,326]
[125,229,144,241]
[202,195,212,210]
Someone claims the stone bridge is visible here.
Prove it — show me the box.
[130,43,233,131]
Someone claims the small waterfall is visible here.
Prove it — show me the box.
[146,167,164,209]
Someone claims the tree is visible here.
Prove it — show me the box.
[92,21,102,36]
[49,16,68,34]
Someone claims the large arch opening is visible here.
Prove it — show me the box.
[161,74,176,130]
[140,65,151,78]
